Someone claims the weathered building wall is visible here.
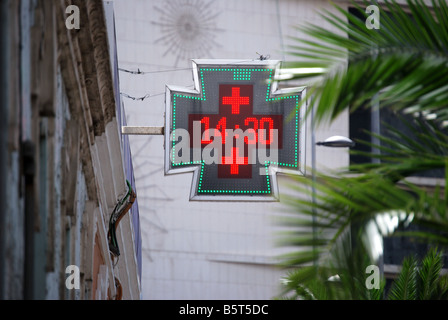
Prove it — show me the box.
[0,0,141,300]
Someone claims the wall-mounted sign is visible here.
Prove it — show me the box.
[165,59,306,201]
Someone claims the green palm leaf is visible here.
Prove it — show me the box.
[276,0,448,300]
[277,117,447,271]
[386,248,446,300]
[284,0,448,124]
[418,248,443,299]
[388,255,418,300]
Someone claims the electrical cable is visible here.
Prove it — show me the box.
[119,59,266,102]
[118,67,192,75]
[118,59,259,76]
[120,92,154,101]
[108,180,136,257]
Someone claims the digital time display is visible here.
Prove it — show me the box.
[188,84,283,179]
[165,60,305,201]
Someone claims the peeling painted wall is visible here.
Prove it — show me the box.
[1,0,141,300]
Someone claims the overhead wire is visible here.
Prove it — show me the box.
[119,59,263,102]
[118,67,192,75]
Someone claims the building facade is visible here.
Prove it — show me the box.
[113,0,444,300]
[113,0,349,300]
[0,0,141,300]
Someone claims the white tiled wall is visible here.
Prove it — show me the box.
[112,0,350,300]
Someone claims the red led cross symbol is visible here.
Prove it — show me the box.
[222,147,249,175]
[222,87,250,114]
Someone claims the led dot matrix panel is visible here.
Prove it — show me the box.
[165,59,306,201]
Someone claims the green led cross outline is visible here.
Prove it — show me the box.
[170,67,301,195]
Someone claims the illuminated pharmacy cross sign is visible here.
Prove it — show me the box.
[165,60,306,201]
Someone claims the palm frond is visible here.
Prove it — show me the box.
[387,255,419,300]
[277,0,448,300]
[434,275,448,299]
[277,232,386,300]
[417,247,443,299]
[276,118,448,297]
[284,0,448,123]
[386,248,447,300]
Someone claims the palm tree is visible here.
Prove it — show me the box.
[276,0,448,299]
